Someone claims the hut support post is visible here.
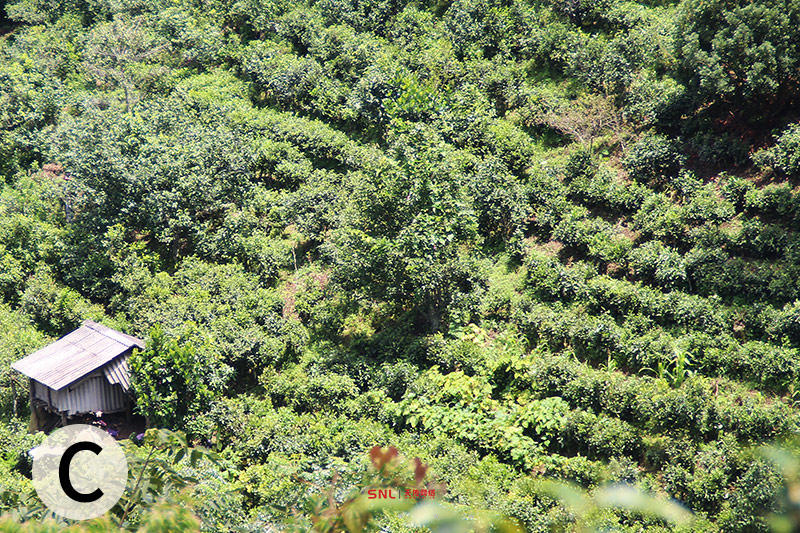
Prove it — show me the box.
[11,379,16,418]
[125,396,132,423]
[61,411,68,427]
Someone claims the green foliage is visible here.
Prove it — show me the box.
[0,307,47,419]
[0,428,221,531]
[675,0,800,121]
[117,257,305,374]
[18,269,107,336]
[316,0,403,35]
[82,15,172,113]
[129,325,232,437]
[535,480,693,531]
[261,362,359,412]
[5,0,800,530]
[630,241,687,290]
[623,134,684,185]
[754,124,800,178]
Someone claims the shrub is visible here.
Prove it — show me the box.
[261,364,359,413]
[754,123,800,177]
[629,241,688,290]
[720,175,754,209]
[564,148,596,184]
[717,459,782,532]
[744,183,795,218]
[242,42,326,110]
[624,70,685,126]
[559,410,640,459]
[623,134,684,185]
[129,324,233,438]
[675,0,800,122]
[632,193,686,241]
[316,0,404,35]
[688,131,750,167]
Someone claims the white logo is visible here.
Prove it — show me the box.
[31,424,128,520]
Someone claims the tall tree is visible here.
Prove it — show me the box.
[83,15,170,113]
[675,0,800,122]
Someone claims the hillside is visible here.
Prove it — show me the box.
[3,0,800,531]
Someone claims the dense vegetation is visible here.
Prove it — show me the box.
[4,0,800,530]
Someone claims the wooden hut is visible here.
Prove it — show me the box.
[11,320,143,427]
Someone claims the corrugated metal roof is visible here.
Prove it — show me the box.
[11,320,143,391]
[103,355,131,391]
